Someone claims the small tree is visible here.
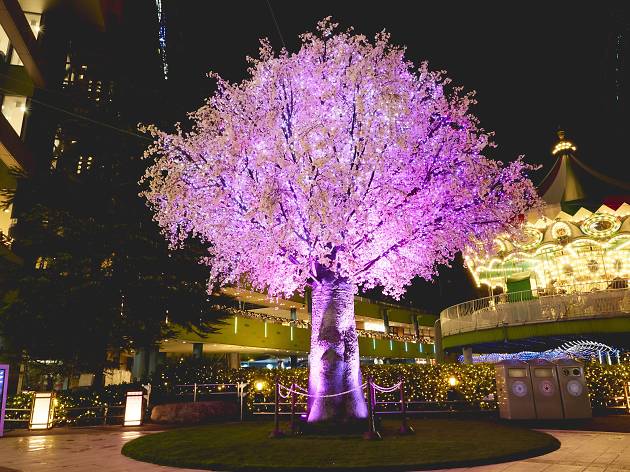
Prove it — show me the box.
[142,19,540,422]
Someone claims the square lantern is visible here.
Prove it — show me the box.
[0,364,9,437]
[29,392,55,430]
[123,391,144,426]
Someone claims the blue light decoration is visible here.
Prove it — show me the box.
[0,364,8,437]
[458,341,621,364]
[155,0,168,79]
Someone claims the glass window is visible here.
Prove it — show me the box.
[1,95,28,136]
[10,48,23,66]
[25,13,42,38]
[0,25,9,61]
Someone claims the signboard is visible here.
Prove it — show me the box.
[0,364,8,437]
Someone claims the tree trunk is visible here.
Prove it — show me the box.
[307,272,367,423]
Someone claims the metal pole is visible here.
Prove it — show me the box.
[290,382,297,435]
[103,405,109,426]
[398,379,413,435]
[363,377,381,440]
[269,376,284,438]
[239,384,244,422]
[193,383,197,403]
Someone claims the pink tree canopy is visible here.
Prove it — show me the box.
[141,19,540,299]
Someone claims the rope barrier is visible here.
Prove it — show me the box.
[277,380,404,398]
[372,381,402,393]
[279,382,367,398]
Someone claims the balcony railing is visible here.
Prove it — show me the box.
[440,281,630,337]
[226,307,429,343]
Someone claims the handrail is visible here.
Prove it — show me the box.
[440,281,630,336]
[229,307,431,344]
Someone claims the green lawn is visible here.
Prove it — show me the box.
[122,419,559,471]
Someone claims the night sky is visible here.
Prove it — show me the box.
[163,1,628,310]
[165,1,627,181]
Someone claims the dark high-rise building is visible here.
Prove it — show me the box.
[1,0,166,392]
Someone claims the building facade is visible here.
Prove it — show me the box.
[0,0,43,255]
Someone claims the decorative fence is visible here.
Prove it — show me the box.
[441,284,630,336]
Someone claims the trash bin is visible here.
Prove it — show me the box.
[495,360,536,419]
[527,359,563,419]
[554,359,592,419]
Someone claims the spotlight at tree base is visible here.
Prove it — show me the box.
[255,381,265,392]
[448,376,459,387]
[141,18,540,424]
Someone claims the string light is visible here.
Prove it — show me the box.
[552,140,577,155]
[6,356,630,423]
[466,209,630,291]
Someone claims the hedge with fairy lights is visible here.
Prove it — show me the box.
[148,359,630,411]
[4,360,630,425]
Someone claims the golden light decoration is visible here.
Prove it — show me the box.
[448,376,459,387]
[552,140,577,155]
[581,214,621,238]
[551,221,572,241]
[493,238,507,253]
[512,227,543,250]
[254,381,265,391]
[464,209,630,291]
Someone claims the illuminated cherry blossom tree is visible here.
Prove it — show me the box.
[141,19,540,423]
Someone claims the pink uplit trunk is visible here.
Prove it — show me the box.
[307,273,367,423]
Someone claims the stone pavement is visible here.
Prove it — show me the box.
[445,430,630,472]
[0,429,199,472]
[0,428,629,471]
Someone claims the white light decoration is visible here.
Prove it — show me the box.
[123,391,144,426]
[460,340,620,364]
[29,392,55,430]
[581,214,621,238]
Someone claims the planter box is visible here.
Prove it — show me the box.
[151,401,238,424]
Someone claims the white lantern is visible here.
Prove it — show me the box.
[29,392,55,430]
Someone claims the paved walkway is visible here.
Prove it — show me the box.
[0,429,199,472]
[447,430,630,472]
[0,428,629,471]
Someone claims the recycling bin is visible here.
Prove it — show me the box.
[554,359,591,419]
[527,359,563,419]
[495,360,536,419]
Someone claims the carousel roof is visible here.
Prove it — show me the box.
[538,130,630,212]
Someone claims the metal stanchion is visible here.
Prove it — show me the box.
[269,376,284,438]
[193,383,197,403]
[363,377,381,440]
[238,382,247,422]
[290,382,299,435]
[398,379,414,435]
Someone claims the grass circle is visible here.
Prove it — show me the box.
[122,419,559,471]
